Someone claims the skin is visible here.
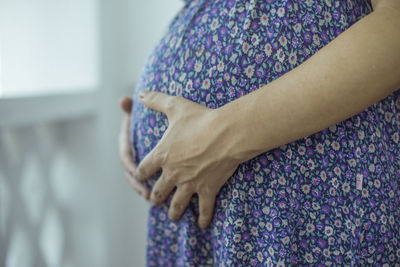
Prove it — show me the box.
[119,97,150,201]
[120,0,400,230]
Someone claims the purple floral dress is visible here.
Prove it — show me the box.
[130,0,400,265]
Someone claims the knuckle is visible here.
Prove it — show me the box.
[172,202,183,211]
[180,183,192,192]
[168,210,180,221]
[165,175,176,184]
[168,213,177,221]
[151,198,161,206]
[135,167,144,180]
[152,189,162,199]
[198,218,210,229]
[126,179,140,194]
[154,149,167,165]
[165,97,176,112]
[200,207,210,216]
[122,146,132,157]
[150,191,162,205]
[199,217,210,224]
[164,169,178,183]
[199,185,214,196]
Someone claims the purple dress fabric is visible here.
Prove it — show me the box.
[131,0,400,265]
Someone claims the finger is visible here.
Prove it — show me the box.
[119,137,136,174]
[125,172,150,201]
[120,148,136,175]
[120,96,133,114]
[138,89,178,116]
[150,173,176,206]
[198,193,216,230]
[119,116,136,175]
[125,172,150,199]
[134,145,164,182]
[168,185,193,222]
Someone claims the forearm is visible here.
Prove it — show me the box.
[218,5,400,163]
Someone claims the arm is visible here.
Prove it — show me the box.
[219,0,400,163]
[134,0,400,229]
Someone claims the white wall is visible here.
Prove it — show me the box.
[0,0,100,96]
[115,0,184,90]
[0,0,183,266]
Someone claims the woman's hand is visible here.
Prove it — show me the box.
[119,96,150,201]
[133,90,242,230]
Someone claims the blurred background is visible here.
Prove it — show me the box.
[0,0,183,266]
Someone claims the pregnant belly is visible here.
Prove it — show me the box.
[130,0,373,189]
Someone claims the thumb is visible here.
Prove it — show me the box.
[138,90,177,115]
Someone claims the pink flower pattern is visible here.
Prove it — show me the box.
[131,0,400,265]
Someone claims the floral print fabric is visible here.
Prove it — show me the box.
[130,0,400,265]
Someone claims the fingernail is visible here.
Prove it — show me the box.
[138,90,148,99]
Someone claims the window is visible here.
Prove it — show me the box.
[0,0,100,97]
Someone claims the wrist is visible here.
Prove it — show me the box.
[213,98,265,164]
